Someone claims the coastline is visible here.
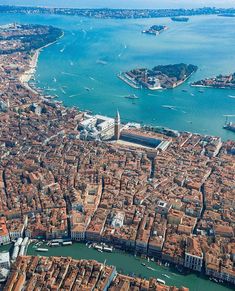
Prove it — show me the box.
[191,84,235,90]
[19,30,64,95]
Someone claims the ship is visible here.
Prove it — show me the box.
[125,94,139,99]
[171,17,189,22]
[223,122,235,132]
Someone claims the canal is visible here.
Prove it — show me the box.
[24,242,232,291]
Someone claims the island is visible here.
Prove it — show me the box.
[171,17,189,22]
[118,63,198,90]
[191,73,235,89]
[142,25,168,36]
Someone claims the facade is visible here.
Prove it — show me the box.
[184,237,203,272]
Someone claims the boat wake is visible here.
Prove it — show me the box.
[61,72,79,77]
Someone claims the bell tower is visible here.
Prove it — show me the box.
[114,110,120,140]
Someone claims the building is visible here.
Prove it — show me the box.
[184,237,203,272]
[0,218,10,246]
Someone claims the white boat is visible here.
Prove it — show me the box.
[162,274,170,279]
[228,95,235,99]
[62,241,72,246]
[157,278,165,285]
[36,248,48,252]
[147,266,155,271]
[51,242,60,247]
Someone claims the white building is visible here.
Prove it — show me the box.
[184,237,203,272]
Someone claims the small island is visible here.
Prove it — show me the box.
[171,17,189,22]
[191,73,235,89]
[142,25,168,36]
[118,63,198,90]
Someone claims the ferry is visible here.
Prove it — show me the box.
[124,94,139,99]
[36,248,48,252]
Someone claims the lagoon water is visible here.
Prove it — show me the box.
[1,13,235,140]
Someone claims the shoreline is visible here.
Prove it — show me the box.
[19,30,64,95]
[191,84,235,90]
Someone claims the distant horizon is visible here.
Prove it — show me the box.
[1,0,235,9]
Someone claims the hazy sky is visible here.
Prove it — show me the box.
[1,0,235,8]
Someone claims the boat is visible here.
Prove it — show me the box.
[85,87,91,92]
[228,95,235,99]
[171,17,189,22]
[182,89,188,92]
[147,266,155,271]
[161,105,176,110]
[36,248,48,252]
[141,263,146,266]
[198,90,204,93]
[125,94,139,99]
[51,242,60,247]
[103,246,113,252]
[62,241,72,246]
[223,122,235,132]
[162,274,170,278]
[156,278,166,285]
[97,249,103,253]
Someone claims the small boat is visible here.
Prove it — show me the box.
[182,89,188,92]
[147,266,155,271]
[161,105,176,110]
[85,87,91,92]
[141,263,146,266]
[125,94,139,99]
[36,248,48,252]
[228,95,235,99]
[97,249,103,253]
[162,274,170,279]
[198,90,204,93]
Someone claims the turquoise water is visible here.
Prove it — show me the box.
[1,13,235,140]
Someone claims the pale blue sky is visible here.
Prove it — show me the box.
[1,0,235,8]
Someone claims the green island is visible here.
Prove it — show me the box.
[191,73,235,89]
[118,63,198,90]
[0,23,62,55]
